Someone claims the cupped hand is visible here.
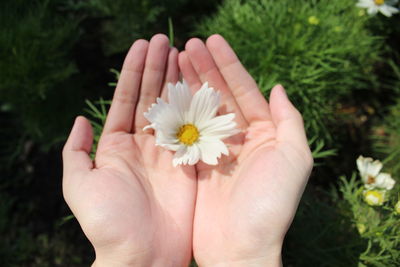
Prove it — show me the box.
[62,34,196,267]
[179,35,313,267]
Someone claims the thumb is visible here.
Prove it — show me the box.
[269,85,309,148]
[62,116,94,178]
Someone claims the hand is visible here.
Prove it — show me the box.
[179,35,313,266]
[62,34,196,267]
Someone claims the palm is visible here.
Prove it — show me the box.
[194,122,310,264]
[74,132,196,263]
[63,35,196,266]
[179,35,313,265]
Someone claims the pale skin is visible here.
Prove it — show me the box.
[62,34,313,267]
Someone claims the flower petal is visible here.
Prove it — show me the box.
[144,98,183,133]
[356,156,382,182]
[379,5,399,17]
[375,172,396,190]
[144,98,168,125]
[144,81,238,167]
[172,145,201,166]
[173,146,188,166]
[199,113,239,139]
[367,6,378,15]
[356,0,372,8]
[156,131,181,151]
[198,139,229,165]
[188,144,201,165]
[188,82,220,125]
[168,81,192,119]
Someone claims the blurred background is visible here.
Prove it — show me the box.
[1,0,399,266]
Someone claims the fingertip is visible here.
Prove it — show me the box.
[75,115,90,126]
[70,116,93,153]
[269,85,308,148]
[169,46,179,59]
[206,34,225,47]
[179,50,187,59]
[270,84,292,112]
[62,116,94,177]
[164,47,179,87]
[150,33,170,45]
[147,34,170,57]
[123,40,149,71]
[129,39,149,55]
[185,37,205,51]
[270,84,303,125]
[206,34,239,67]
[270,84,290,114]
[178,51,202,91]
[132,38,149,47]
[178,51,188,67]
[270,84,286,99]
[207,33,224,41]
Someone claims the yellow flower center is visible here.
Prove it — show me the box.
[364,190,384,206]
[308,16,320,25]
[356,223,366,235]
[395,201,400,214]
[374,0,384,5]
[177,124,199,145]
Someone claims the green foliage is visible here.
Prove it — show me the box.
[0,164,92,266]
[64,0,189,55]
[64,0,163,55]
[285,187,365,266]
[196,0,384,146]
[84,98,110,156]
[339,172,400,266]
[1,0,400,265]
[309,136,337,162]
[0,0,219,151]
[0,0,78,104]
[373,98,400,177]
[372,61,400,178]
[0,0,81,144]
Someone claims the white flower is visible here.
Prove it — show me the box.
[357,156,396,190]
[143,81,238,166]
[356,0,399,17]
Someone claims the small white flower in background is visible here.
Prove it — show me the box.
[363,190,386,206]
[144,81,238,166]
[357,156,396,190]
[356,0,399,17]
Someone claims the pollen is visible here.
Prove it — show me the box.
[367,176,375,184]
[374,0,384,5]
[177,124,199,145]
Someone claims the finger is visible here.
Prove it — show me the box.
[103,39,149,134]
[206,34,271,122]
[185,38,248,129]
[178,51,202,93]
[160,47,179,101]
[134,34,170,133]
[62,116,94,178]
[269,85,308,148]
